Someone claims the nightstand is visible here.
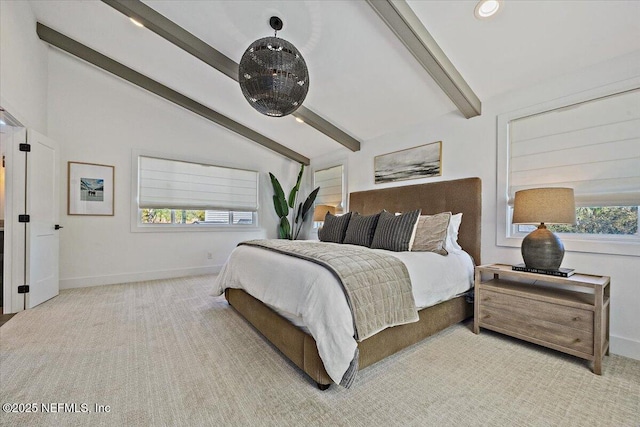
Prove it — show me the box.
[473,264,610,374]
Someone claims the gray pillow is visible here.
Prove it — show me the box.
[318,212,352,243]
[411,212,451,255]
[370,209,421,251]
[343,212,381,247]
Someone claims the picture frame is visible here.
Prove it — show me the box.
[67,162,115,216]
[374,141,442,184]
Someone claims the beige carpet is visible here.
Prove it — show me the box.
[1,276,638,427]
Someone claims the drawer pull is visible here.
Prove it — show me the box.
[573,338,581,343]
[483,314,491,319]
[572,317,580,321]
[484,297,491,302]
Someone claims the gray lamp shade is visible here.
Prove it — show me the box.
[238,36,309,117]
[512,187,576,270]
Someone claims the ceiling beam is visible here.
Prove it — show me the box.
[291,107,360,152]
[366,0,481,118]
[101,0,361,152]
[36,23,310,165]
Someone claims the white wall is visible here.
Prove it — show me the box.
[312,50,640,360]
[0,0,48,131]
[46,49,303,288]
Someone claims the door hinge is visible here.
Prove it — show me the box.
[18,285,30,294]
[19,143,31,152]
[18,214,30,223]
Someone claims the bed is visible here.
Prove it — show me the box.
[216,177,481,389]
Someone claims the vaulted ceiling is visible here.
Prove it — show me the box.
[29,0,640,161]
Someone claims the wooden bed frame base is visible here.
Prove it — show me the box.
[225,288,473,388]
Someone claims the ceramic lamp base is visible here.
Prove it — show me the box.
[521,224,565,270]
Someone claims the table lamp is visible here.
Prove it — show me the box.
[512,188,576,270]
[313,205,336,224]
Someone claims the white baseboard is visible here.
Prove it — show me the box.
[59,265,223,289]
[610,335,640,361]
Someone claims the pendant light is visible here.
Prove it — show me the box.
[238,16,309,117]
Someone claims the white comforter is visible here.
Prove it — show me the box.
[213,243,474,385]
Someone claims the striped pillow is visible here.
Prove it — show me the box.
[318,212,352,243]
[370,209,422,251]
[343,212,381,247]
[411,212,451,255]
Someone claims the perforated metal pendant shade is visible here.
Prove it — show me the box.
[239,35,309,117]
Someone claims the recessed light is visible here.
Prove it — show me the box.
[130,17,144,28]
[295,117,304,124]
[474,0,503,19]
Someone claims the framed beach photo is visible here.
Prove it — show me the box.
[67,162,115,215]
[374,141,442,184]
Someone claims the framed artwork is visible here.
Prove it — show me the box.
[67,162,115,215]
[374,141,442,184]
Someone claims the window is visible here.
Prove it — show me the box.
[314,165,344,210]
[517,207,638,236]
[313,164,345,228]
[313,164,344,212]
[140,209,255,225]
[497,86,640,256]
[134,155,258,230]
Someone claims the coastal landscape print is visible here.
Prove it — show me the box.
[68,161,114,215]
[80,178,104,202]
[374,141,442,184]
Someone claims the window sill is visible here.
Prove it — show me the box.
[130,224,263,233]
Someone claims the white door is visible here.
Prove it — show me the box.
[25,129,60,308]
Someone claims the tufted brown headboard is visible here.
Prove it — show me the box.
[349,177,482,265]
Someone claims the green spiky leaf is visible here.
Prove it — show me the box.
[270,173,286,202]
[272,195,288,218]
[300,187,320,221]
[288,164,305,208]
[270,173,288,217]
[279,216,291,239]
[295,202,304,224]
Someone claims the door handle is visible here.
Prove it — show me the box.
[54,224,63,230]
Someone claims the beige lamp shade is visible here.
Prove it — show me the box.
[512,188,576,225]
[313,205,336,222]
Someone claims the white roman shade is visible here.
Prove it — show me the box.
[139,156,258,211]
[509,88,640,207]
[314,165,344,210]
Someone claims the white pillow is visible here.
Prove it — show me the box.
[444,213,463,253]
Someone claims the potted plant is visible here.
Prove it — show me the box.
[269,164,320,240]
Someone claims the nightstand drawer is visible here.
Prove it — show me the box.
[480,289,594,332]
[479,305,594,355]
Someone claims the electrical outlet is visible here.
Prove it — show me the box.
[206,252,213,260]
